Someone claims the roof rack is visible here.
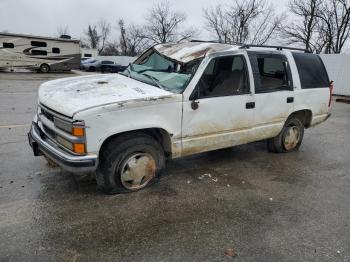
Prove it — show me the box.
[189,40,311,53]
[190,40,244,46]
[239,44,311,53]
[190,40,222,44]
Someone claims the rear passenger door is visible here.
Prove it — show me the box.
[248,52,295,140]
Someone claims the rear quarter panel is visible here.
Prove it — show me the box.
[294,88,330,126]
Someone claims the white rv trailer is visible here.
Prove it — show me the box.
[0,32,81,72]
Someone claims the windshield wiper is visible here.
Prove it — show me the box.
[141,73,165,90]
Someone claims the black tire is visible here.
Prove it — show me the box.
[267,117,304,153]
[39,63,50,73]
[96,133,165,194]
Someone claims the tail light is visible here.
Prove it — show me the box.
[329,81,334,107]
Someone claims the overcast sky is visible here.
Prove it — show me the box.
[0,0,289,40]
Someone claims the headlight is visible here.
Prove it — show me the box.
[54,117,72,133]
[56,135,86,155]
[54,117,86,154]
[56,136,73,151]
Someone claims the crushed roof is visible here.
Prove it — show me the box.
[154,42,235,63]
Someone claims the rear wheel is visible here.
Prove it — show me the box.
[39,63,50,73]
[267,117,304,153]
[96,133,165,194]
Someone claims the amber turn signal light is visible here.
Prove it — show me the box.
[72,127,85,137]
[73,143,86,154]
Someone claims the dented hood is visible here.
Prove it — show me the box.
[39,74,172,117]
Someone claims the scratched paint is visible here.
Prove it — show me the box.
[154,42,235,64]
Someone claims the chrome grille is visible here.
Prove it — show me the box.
[41,107,54,122]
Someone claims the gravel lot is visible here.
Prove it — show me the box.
[0,72,349,262]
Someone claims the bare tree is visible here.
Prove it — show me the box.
[56,25,69,37]
[127,24,148,55]
[279,0,325,52]
[98,19,111,53]
[84,25,100,49]
[118,19,148,56]
[142,1,196,44]
[118,19,128,55]
[318,0,350,53]
[83,19,111,53]
[203,5,230,43]
[203,0,281,44]
[101,41,120,56]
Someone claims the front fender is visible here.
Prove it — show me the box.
[75,98,183,157]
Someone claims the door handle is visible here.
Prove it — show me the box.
[287,97,294,103]
[246,102,255,109]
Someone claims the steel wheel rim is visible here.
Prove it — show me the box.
[120,153,156,190]
[283,125,300,151]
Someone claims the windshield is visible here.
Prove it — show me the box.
[120,50,201,94]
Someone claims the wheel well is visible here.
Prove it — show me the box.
[99,128,173,158]
[40,63,50,69]
[289,110,312,128]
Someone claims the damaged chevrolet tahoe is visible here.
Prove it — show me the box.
[28,41,332,194]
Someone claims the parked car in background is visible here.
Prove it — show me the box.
[80,59,100,71]
[28,41,332,194]
[81,60,116,72]
[81,57,94,63]
[101,62,127,73]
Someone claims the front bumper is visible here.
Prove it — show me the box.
[28,122,98,173]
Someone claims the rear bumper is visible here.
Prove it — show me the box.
[28,122,98,173]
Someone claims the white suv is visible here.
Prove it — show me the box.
[28,41,332,194]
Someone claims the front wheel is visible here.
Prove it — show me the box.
[39,63,50,73]
[96,133,165,194]
[267,117,304,153]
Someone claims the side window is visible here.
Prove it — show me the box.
[3,42,14,48]
[194,55,250,99]
[256,56,291,92]
[292,53,329,89]
[31,50,47,56]
[31,41,47,47]
[52,48,60,54]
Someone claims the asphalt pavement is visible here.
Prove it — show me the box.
[0,72,349,262]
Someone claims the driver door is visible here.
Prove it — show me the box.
[181,55,255,156]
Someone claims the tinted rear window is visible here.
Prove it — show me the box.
[292,53,329,89]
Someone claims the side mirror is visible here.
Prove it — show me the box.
[191,100,200,110]
[190,86,200,110]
